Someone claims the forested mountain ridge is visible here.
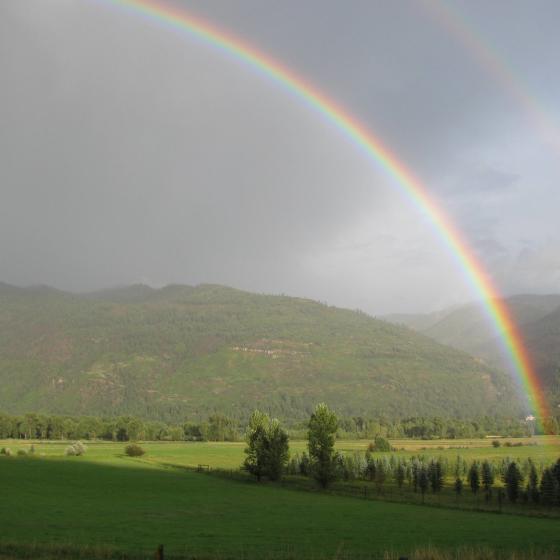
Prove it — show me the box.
[385,294,560,409]
[0,282,524,421]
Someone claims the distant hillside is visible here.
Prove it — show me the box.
[0,283,524,421]
[385,294,560,410]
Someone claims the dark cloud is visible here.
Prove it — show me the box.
[0,0,558,313]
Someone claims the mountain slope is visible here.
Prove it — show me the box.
[385,294,560,409]
[0,283,524,421]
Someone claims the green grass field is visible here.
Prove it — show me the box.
[1,437,560,559]
[4,436,558,469]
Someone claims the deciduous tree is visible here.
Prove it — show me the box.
[308,403,339,489]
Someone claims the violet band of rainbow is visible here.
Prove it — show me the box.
[97,0,551,425]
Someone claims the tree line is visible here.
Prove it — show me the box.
[1,410,555,442]
[244,404,560,509]
[0,412,237,442]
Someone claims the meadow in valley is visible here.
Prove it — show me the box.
[1,436,560,560]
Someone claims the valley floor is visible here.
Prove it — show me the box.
[1,438,559,559]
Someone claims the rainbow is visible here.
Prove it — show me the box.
[420,0,560,155]
[97,0,551,422]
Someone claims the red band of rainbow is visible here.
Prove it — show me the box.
[97,0,551,424]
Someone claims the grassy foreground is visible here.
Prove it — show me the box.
[1,439,560,559]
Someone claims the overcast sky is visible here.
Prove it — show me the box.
[1,0,559,314]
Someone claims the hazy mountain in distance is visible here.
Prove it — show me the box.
[385,294,560,410]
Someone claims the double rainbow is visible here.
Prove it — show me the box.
[421,0,560,155]
[98,0,550,422]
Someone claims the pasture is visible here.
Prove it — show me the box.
[1,437,560,559]
[3,435,558,469]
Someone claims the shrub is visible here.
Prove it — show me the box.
[125,444,146,457]
[17,449,27,456]
[492,440,501,448]
[1,447,12,456]
[73,441,87,455]
[371,435,392,452]
[66,441,87,456]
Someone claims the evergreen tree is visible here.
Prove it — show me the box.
[418,466,429,503]
[454,477,463,498]
[395,462,406,489]
[365,453,376,481]
[468,462,480,495]
[453,455,463,478]
[375,459,387,494]
[411,461,420,492]
[428,459,444,493]
[504,461,523,503]
[527,463,540,504]
[540,468,559,506]
[497,488,505,511]
[481,460,494,501]
[552,458,560,488]
[308,403,339,489]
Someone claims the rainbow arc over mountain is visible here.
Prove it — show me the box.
[100,0,551,423]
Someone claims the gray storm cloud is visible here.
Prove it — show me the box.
[1,0,559,314]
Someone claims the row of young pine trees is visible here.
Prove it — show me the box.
[243,404,560,508]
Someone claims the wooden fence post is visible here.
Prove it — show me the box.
[155,544,164,560]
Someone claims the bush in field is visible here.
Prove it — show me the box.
[492,440,501,448]
[66,441,87,456]
[74,441,87,455]
[371,435,392,452]
[125,444,146,457]
[17,449,27,456]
